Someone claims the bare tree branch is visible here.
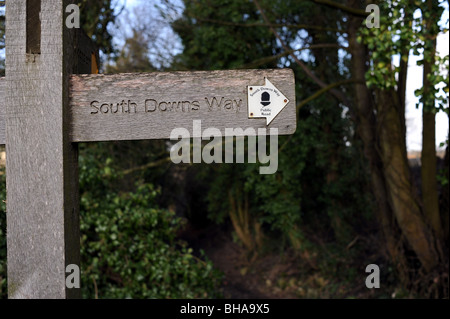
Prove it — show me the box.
[279,78,362,153]
[237,43,347,69]
[253,0,350,106]
[192,16,342,33]
[296,79,362,111]
[122,157,172,175]
[311,0,368,17]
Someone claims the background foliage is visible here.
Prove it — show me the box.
[0,0,448,299]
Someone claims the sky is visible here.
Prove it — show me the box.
[405,5,449,151]
[407,30,449,151]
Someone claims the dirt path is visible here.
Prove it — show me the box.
[180,223,298,299]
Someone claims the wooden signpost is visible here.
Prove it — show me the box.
[69,69,295,142]
[0,78,5,145]
[0,0,296,298]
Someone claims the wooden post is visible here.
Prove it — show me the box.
[0,78,5,145]
[5,0,80,298]
[0,0,295,300]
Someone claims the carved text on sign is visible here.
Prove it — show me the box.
[89,96,243,115]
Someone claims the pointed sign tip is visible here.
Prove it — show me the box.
[248,77,289,126]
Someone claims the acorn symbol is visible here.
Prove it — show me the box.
[260,92,271,107]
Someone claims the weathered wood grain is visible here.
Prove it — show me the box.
[0,78,5,145]
[6,0,80,298]
[0,31,98,147]
[70,69,296,142]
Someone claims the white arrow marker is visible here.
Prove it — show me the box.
[248,78,289,125]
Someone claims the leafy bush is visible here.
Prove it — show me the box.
[79,148,223,298]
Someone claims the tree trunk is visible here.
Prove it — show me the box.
[347,10,409,278]
[398,49,408,152]
[377,89,439,271]
[421,3,443,243]
[442,142,449,243]
[347,1,439,273]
